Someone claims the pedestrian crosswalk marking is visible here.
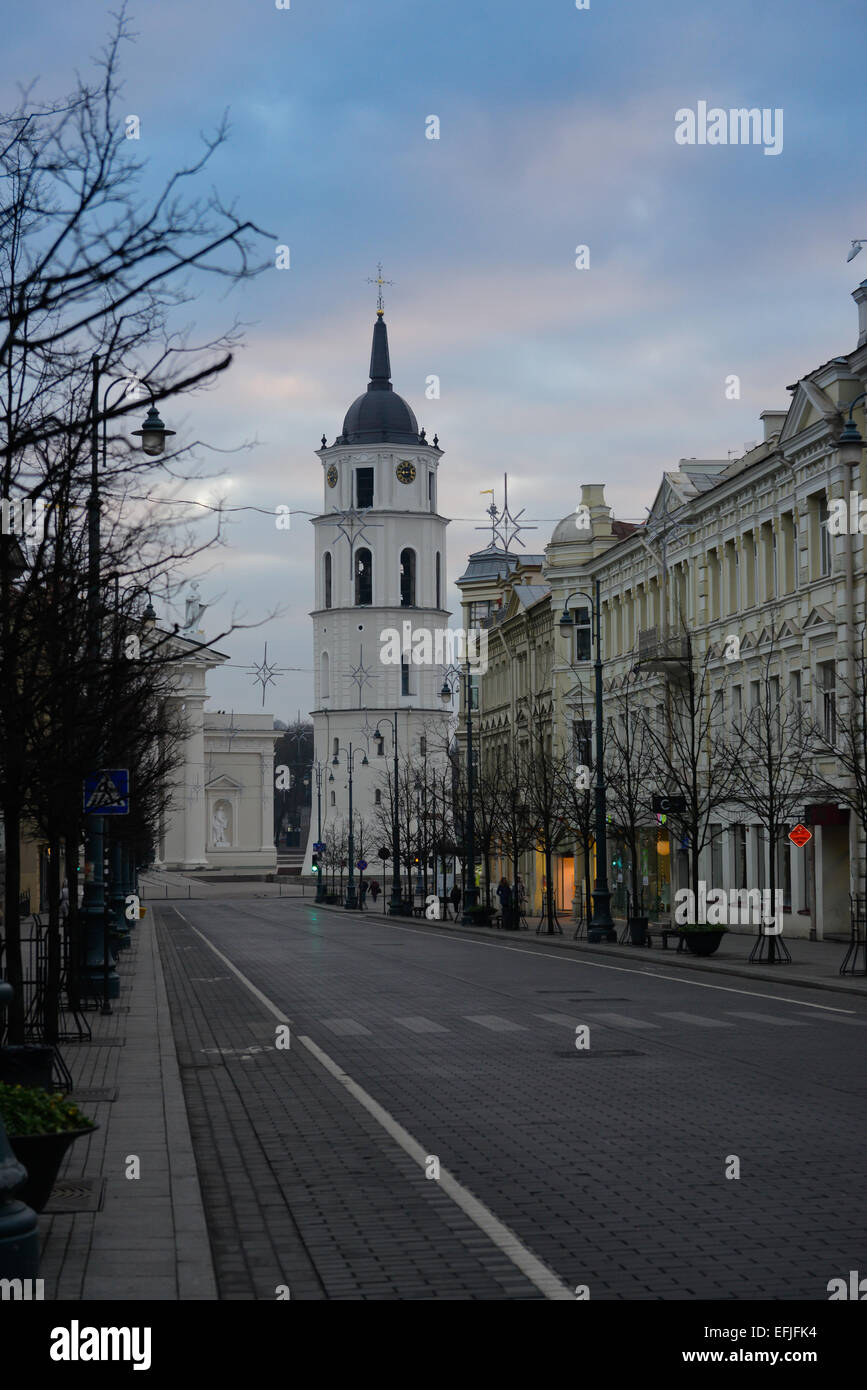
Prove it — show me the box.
[583,1012,660,1030]
[726,1010,806,1026]
[535,1012,580,1027]
[657,1011,732,1028]
[321,1018,372,1036]
[466,1015,525,1032]
[395,1016,449,1034]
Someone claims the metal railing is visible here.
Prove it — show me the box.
[841,896,867,976]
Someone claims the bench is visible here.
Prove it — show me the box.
[648,926,685,951]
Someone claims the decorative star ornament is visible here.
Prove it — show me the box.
[475,473,537,551]
[324,505,382,547]
[344,644,378,708]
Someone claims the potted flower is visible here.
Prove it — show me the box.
[0,1083,96,1212]
[676,923,728,956]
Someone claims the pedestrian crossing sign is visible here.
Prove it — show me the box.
[83,768,130,815]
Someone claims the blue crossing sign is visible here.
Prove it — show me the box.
[83,769,130,815]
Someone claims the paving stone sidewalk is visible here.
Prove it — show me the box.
[37,914,216,1300]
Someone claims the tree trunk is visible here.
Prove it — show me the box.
[1,798,25,1043]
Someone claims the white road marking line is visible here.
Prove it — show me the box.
[466,1015,525,1032]
[584,1012,660,1030]
[171,909,290,1023]
[794,1013,867,1024]
[726,1011,807,1026]
[366,920,857,1014]
[535,1012,581,1026]
[171,906,572,1299]
[395,1017,449,1033]
[657,1011,732,1028]
[322,1018,372,1036]
[298,1033,573,1301]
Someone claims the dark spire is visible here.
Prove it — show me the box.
[368,312,392,391]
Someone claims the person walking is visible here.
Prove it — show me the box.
[496,876,513,928]
[449,883,461,919]
[369,880,380,908]
[358,878,368,911]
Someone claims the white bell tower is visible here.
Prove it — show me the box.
[302,293,451,882]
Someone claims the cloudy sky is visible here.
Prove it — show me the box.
[6,0,866,718]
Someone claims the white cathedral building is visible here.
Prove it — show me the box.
[301,305,452,879]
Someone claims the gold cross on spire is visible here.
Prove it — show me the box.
[366,261,393,316]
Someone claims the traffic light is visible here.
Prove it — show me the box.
[311,854,320,875]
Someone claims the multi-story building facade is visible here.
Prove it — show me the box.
[458,281,867,939]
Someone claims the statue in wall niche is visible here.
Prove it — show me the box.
[212,800,231,847]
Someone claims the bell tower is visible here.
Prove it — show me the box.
[302,287,451,880]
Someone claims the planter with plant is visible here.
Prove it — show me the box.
[676,924,728,956]
[0,1083,96,1212]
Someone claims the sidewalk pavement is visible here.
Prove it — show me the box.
[37,911,216,1300]
[306,899,867,999]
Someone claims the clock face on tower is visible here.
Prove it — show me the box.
[396,460,416,484]
[326,464,338,488]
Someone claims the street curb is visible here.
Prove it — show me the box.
[151,909,219,1299]
[303,899,867,1000]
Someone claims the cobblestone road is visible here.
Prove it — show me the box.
[155,897,867,1300]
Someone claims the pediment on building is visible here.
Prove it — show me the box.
[802,605,835,630]
[739,630,757,653]
[780,379,840,442]
[776,617,801,639]
[205,773,243,792]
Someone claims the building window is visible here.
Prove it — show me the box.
[356,467,374,509]
[468,674,479,710]
[710,825,723,888]
[320,651,330,699]
[732,685,742,730]
[355,547,372,605]
[400,548,416,607]
[735,824,748,889]
[574,606,592,662]
[323,552,332,609]
[818,661,836,742]
[419,736,427,756]
[333,737,339,756]
[818,495,832,577]
[790,669,801,708]
[330,790,335,807]
[435,552,441,609]
[401,656,411,696]
[573,719,592,768]
[428,472,435,509]
[374,789,382,806]
[469,600,494,625]
[772,528,778,596]
[375,733,384,756]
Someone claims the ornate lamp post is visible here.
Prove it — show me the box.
[440,663,478,921]
[332,744,368,908]
[306,761,327,902]
[373,715,402,914]
[558,579,615,942]
[82,362,174,1007]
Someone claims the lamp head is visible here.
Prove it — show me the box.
[847,240,866,263]
[131,404,176,457]
[558,607,574,634]
[439,680,452,703]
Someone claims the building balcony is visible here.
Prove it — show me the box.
[637,626,690,675]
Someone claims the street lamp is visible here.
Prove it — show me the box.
[82,360,175,1007]
[440,663,478,920]
[558,578,616,942]
[838,391,867,467]
[373,714,402,915]
[308,761,326,902]
[332,744,367,909]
